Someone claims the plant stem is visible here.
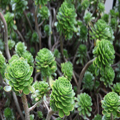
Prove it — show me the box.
[21,94,30,120]
[110,113,113,120]
[46,108,54,120]
[77,58,95,93]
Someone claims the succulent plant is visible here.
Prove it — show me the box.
[98,2,105,13]
[50,76,75,118]
[4,107,15,120]
[0,51,6,78]
[101,92,120,118]
[112,83,120,95]
[4,12,17,31]
[81,0,90,10]
[110,18,117,30]
[77,93,92,118]
[53,49,60,58]
[102,14,109,23]
[8,40,15,50]
[56,1,77,40]
[82,71,94,90]
[5,57,33,95]
[31,81,49,102]
[84,12,92,24]
[93,114,102,120]
[38,6,50,20]
[21,51,34,67]
[100,66,115,87]
[15,42,27,57]
[11,0,28,16]
[0,0,11,9]
[31,32,39,43]
[61,62,73,81]
[44,25,51,36]
[34,0,50,6]
[93,40,115,68]
[35,48,57,77]
[37,111,43,119]
[115,64,120,81]
[55,118,62,120]
[63,49,69,59]
[90,19,114,41]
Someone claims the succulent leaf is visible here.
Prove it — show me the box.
[8,40,15,50]
[112,83,120,95]
[93,114,102,120]
[50,76,75,118]
[34,0,50,5]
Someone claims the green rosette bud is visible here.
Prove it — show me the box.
[84,12,92,24]
[44,25,51,36]
[8,40,15,50]
[110,18,117,30]
[31,81,49,102]
[21,51,34,67]
[38,6,50,20]
[61,62,73,81]
[53,49,60,58]
[0,51,6,78]
[81,0,89,10]
[15,42,27,57]
[37,111,43,119]
[101,92,120,118]
[98,2,105,13]
[112,83,120,95]
[80,25,88,41]
[102,14,109,23]
[77,93,92,118]
[5,57,33,95]
[56,1,77,40]
[93,40,115,68]
[50,76,75,118]
[35,48,57,77]
[100,66,115,87]
[93,114,102,120]
[83,71,94,90]
[90,19,114,41]
[34,0,49,6]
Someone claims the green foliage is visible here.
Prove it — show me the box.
[34,0,50,6]
[4,12,17,31]
[35,48,57,77]
[90,19,114,41]
[63,49,69,59]
[31,81,49,102]
[0,51,6,78]
[50,76,75,118]
[93,114,102,120]
[98,2,105,13]
[81,0,90,10]
[11,0,28,16]
[0,0,10,9]
[102,14,109,23]
[56,1,77,40]
[84,12,92,24]
[37,111,43,119]
[31,32,39,43]
[5,57,33,95]
[110,18,117,30]
[0,39,4,52]
[101,92,120,118]
[93,40,115,68]
[53,49,60,58]
[30,114,34,120]
[100,66,115,87]
[38,6,50,20]
[112,83,120,95]
[55,118,62,120]
[77,93,92,118]
[44,25,51,36]
[21,51,34,67]
[115,64,120,81]
[61,62,73,81]
[76,44,87,65]
[82,71,94,90]
[15,42,27,56]
[8,40,15,50]
[4,107,15,120]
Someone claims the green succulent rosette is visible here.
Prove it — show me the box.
[77,93,92,118]
[90,19,114,41]
[11,0,28,16]
[31,81,50,102]
[61,62,73,81]
[84,12,92,24]
[0,0,11,9]
[101,92,120,118]
[5,57,33,95]
[93,40,115,68]
[38,6,50,20]
[8,40,15,50]
[50,76,75,118]
[21,51,34,67]
[83,71,94,90]
[0,51,6,78]
[53,49,60,58]
[81,0,90,10]
[15,42,27,57]
[98,2,105,13]
[44,25,51,36]
[112,83,120,95]
[35,48,57,77]
[56,1,77,40]
[102,14,109,23]
[34,0,49,6]
[93,114,102,120]
[100,66,115,87]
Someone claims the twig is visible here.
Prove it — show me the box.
[43,101,50,111]
[73,72,78,86]
[77,58,95,93]
[21,94,30,120]
[46,108,54,120]
[0,111,3,120]
[38,20,45,27]
[34,72,41,82]
[29,99,43,112]
[51,40,60,52]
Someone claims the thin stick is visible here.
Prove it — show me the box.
[43,101,50,111]
[21,94,30,120]
[46,108,54,120]
[77,58,95,93]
